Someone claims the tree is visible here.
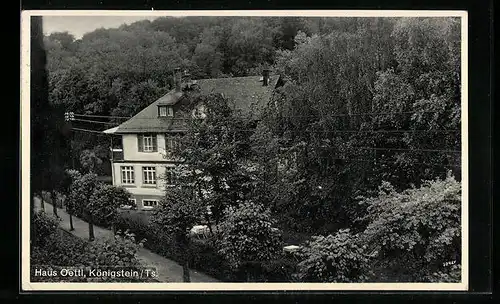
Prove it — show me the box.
[217,201,283,281]
[31,17,71,223]
[64,169,82,231]
[89,183,134,231]
[151,187,203,282]
[357,172,461,282]
[67,173,98,241]
[171,92,256,231]
[370,17,461,189]
[79,149,103,174]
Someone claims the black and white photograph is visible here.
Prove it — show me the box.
[21,10,468,290]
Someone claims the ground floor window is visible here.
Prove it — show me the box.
[142,166,157,185]
[142,199,159,209]
[121,166,135,184]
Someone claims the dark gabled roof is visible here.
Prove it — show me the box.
[113,75,280,134]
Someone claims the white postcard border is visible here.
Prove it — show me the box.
[20,9,469,291]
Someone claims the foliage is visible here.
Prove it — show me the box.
[358,173,461,282]
[369,17,461,188]
[79,149,103,173]
[89,183,134,228]
[65,171,133,227]
[31,16,71,199]
[31,211,60,247]
[294,229,371,282]
[115,210,292,282]
[253,17,461,236]
[66,172,98,219]
[31,213,151,282]
[217,202,283,274]
[150,186,205,281]
[173,93,256,226]
[39,17,463,283]
[151,187,203,241]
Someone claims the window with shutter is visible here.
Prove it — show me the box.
[141,134,157,152]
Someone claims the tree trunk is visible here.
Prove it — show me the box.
[180,239,191,282]
[88,220,95,241]
[182,259,191,282]
[51,191,59,218]
[69,214,74,231]
[40,194,45,211]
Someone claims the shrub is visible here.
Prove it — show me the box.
[358,173,461,282]
[294,229,370,282]
[31,215,152,282]
[67,172,98,219]
[89,184,133,228]
[32,211,60,247]
[217,201,283,280]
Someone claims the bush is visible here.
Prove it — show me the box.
[114,208,297,282]
[89,184,133,228]
[359,173,461,282]
[217,201,283,280]
[32,211,60,246]
[294,229,370,282]
[31,212,153,282]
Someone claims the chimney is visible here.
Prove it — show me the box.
[182,70,192,89]
[262,69,270,86]
[173,67,182,92]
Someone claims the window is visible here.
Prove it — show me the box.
[121,166,135,185]
[142,166,157,185]
[142,199,159,209]
[164,167,175,185]
[138,134,157,152]
[159,106,167,117]
[143,135,155,152]
[167,106,174,117]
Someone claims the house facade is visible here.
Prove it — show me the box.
[103,68,283,211]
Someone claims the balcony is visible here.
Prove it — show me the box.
[111,148,123,161]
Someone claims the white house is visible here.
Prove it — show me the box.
[103,68,283,211]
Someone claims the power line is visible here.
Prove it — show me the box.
[71,127,108,134]
[73,118,119,125]
[314,156,461,169]
[73,113,132,119]
[357,147,461,153]
[71,110,457,121]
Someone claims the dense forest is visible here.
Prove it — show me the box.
[37,16,462,282]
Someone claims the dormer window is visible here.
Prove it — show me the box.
[158,106,174,117]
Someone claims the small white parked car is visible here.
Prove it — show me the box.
[189,225,211,239]
[283,245,301,253]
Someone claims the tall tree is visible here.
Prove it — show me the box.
[151,187,203,282]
